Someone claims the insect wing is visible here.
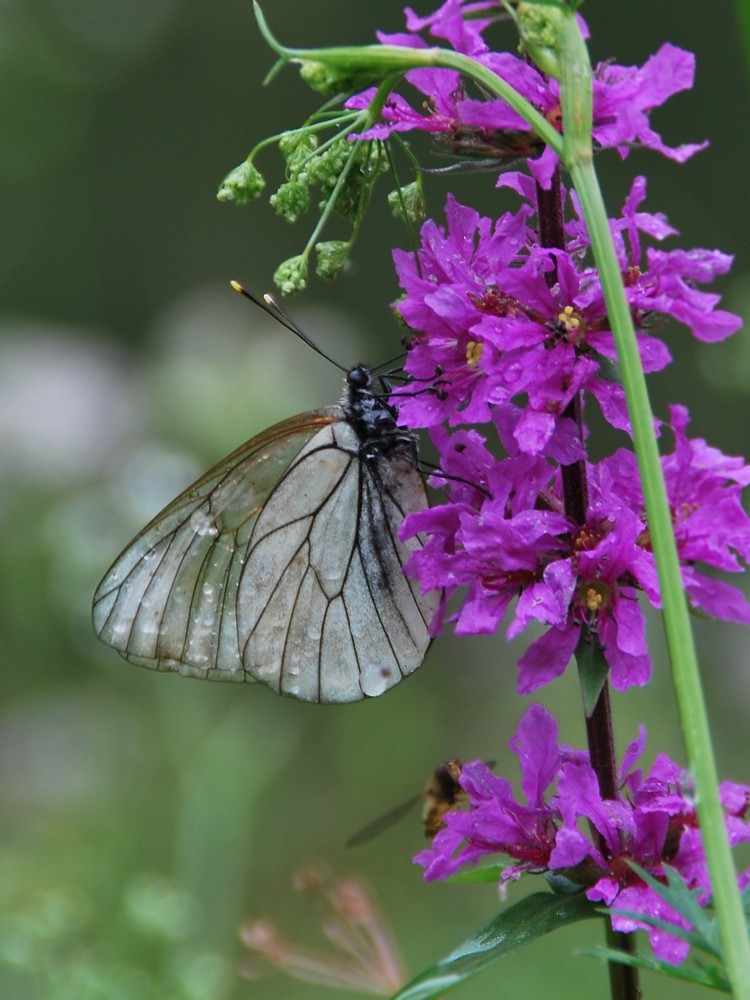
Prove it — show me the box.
[238,418,438,702]
[92,408,339,680]
[348,759,478,847]
[347,792,425,847]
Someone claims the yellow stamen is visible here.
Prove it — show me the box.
[466,340,483,366]
[557,305,581,333]
[584,587,603,613]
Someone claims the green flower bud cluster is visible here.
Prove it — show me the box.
[318,138,388,222]
[298,59,381,98]
[315,240,349,280]
[217,160,265,204]
[516,1,569,81]
[279,130,319,171]
[273,254,308,296]
[387,181,426,225]
[219,98,393,295]
[270,181,311,223]
[270,132,387,228]
[267,131,319,223]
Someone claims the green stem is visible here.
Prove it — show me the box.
[249,113,359,166]
[572,153,750,1000]
[300,80,399,259]
[300,141,361,260]
[557,17,750,997]
[253,2,563,155]
[384,140,423,264]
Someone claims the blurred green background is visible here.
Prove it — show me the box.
[2,1,749,997]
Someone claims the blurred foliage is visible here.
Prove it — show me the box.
[1,1,749,998]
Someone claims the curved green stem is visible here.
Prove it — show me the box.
[253,2,563,155]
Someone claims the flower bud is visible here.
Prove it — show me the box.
[279,130,318,170]
[274,255,308,296]
[388,182,426,224]
[217,161,265,204]
[298,59,379,97]
[305,138,350,187]
[516,2,570,80]
[315,240,349,280]
[270,181,311,222]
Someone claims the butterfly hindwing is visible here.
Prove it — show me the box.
[239,421,438,701]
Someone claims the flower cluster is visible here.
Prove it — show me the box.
[231,0,750,983]
[342,0,750,979]
[396,178,747,693]
[394,175,738,443]
[347,0,706,186]
[415,705,750,964]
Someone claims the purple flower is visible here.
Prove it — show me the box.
[346,4,707,176]
[415,704,750,964]
[402,0,497,57]
[603,405,750,625]
[402,407,750,693]
[591,44,708,163]
[393,180,739,455]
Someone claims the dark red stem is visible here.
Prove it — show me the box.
[536,170,641,1000]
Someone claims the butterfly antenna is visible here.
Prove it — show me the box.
[374,350,407,374]
[230,280,348,373]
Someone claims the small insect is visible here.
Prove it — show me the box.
[92,285,440,703]
[348,759,477,846]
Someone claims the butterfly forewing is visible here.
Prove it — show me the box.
[93,390,439,702]
[92,410,338,681]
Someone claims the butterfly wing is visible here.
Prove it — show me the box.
[92,408,340,681]
[93,409,438,701]
[238,419,439,701]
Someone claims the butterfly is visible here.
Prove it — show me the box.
[92,288,439,703]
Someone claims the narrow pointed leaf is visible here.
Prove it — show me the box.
[575,631,610,718]
[582,946,731,992]
[391,892,600,1000]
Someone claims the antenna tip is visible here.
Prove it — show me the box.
[230,279,244,293]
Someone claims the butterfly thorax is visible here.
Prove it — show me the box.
[343,364,417,464]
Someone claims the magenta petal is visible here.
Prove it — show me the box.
[548,826,592,868]
[510,704,560,806]
[516,625,579,694]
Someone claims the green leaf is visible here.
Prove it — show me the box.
[575,629,609,718]
[624,863,721,954]
[582,946,731,993]
[390,892,600,1000]
[447,863,508,885]
[590,349,621,385]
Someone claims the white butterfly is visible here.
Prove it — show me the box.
[92,351,439,703]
